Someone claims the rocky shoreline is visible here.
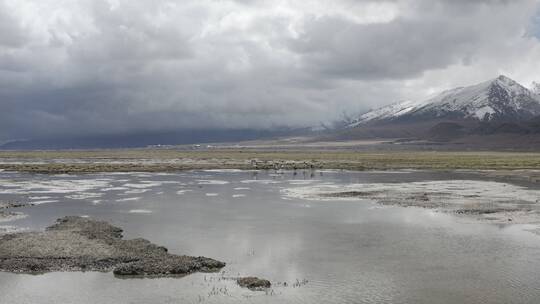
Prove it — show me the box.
[0,216,225,277]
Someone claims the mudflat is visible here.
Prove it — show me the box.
[284,179,540,225]
[0,201,32,223]
[0,216,225,277]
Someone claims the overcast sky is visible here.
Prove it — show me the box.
[1,0,539,140]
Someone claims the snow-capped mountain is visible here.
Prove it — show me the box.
[350,75,540,127]
[532,82,540,96]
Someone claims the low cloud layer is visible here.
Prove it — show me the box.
[0,0,539,140]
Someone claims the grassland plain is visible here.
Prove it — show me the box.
[1,149,540,181]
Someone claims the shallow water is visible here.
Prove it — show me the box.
[1,170,540,304]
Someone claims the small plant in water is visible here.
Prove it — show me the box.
[292,278,309,288]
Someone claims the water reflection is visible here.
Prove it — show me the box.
[1,170,540,303]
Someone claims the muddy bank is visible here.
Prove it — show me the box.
[0,216,225,277]
[0,211,26,223]
[0,201,33,209]
[237,277,271,290]
[284,180,540,224]
[0,201,32,223]
[333,191,537,223]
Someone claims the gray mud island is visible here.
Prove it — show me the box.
[0,216,225,277]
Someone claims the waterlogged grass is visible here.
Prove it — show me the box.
[1,150,540,172]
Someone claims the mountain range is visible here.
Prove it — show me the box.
[339,75,540,143]
[3,75,540,150]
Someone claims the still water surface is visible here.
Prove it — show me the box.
[1,170,540,304]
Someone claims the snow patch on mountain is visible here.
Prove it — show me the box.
[357,100,424,123]
[532,82,540,96]
[473,106,495,120]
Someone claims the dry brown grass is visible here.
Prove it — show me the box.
[1,149,540,173]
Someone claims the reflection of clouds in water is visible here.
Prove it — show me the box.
[152,173,177,176]
[191,175,213,179]
[223,229,305,283]
[28,196,53,200]
[3,170,540,302]
[100,180,185,197]
[128,209,152,214]
[132,173,153,178]
[287,180,321,185]
[368,205,392,210]
[123,189,150,194]
[0,178,113,194]
[197,180,229,185]
[240,180,281,184]
[101,187,129,192]
[205,193,219,197]
[66,193,103,200]
[123,182,164,189]
[31,200,59,205]
[115,197,141,202]
[27,196,61,205]
[232,194,246,198]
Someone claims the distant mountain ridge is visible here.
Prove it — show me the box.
[0,128,305,150]
[349,75,540,127]
[329,76,540,144]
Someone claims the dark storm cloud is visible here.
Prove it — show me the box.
[530,8,540,39]
[288,0,532,80]
[289,16,479,80]
[0,0,538,141]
